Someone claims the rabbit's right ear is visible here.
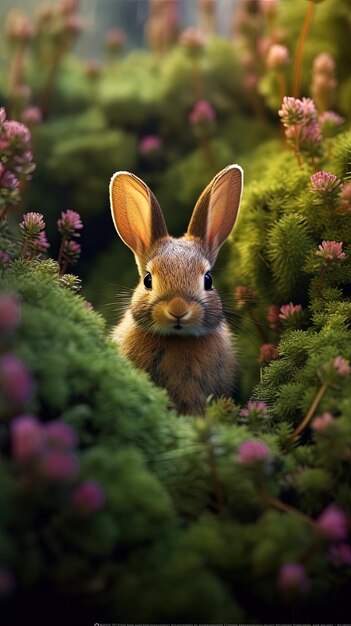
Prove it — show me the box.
[110,171,168,267]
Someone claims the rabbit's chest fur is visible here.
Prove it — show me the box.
[112,312,235,415]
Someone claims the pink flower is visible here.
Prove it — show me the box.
[62,240,81,265]
[312,412,334,433]
[277,563,310,595]
[332,356,351,377]
[0,567,15,597]
[319,111,345,138]
[44,421,78,448]
[0,164,19,189]
[19,212,45,238]
[0,353,34,406]
[279,302,302,321]
[139,135,163,155]
[105,28,126,53]
[299,122,322,151]
[0,108,6,125]
[259,0,279,17]
[310,171,341,195]
[339,182,351,214]
[316,240,346,262]
[4,120,31,145]
[29,230,50,255]
[279,97,304,126]
[240,401,268,418]
[57,210,83,237]
[71,480,105,515]
[267,305,280,329]
[235,285,256,308]
[313,52,335,75]
[237,439,271,465]
[0,252,11,269]
[11,414,44,463]
[316,505,348,541]
[189,100,216,125]
[328,543,351,566]
[63,14,84,36]
[39,449,79,481]
[0,294,21,331]
[179,27,205,54]
[84,59,102,78]
[259,343,279,364]
[266,44,290,70]
[20,106,42,126]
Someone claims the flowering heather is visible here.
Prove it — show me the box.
[62,239,81,265]
[279,302,302,321]
[57,210,83,238]
[0,164,19,189]
[20,106,42,126]
[139,135,163,155]
[28,231,50,256]
[316,505,348,541]
[313,53,335,75]
[259,343,279,364]
[266,44,290,70]
[235,285,256,308]
[277,563,310,595]
[19,212,45,239]
[240,401,268,419]
[278,97,305,126]
[0,294,21,331]
[316,240,346,263]
[179,27,205,55]
[329,543,351,567]
[332,356,351,377]
[319,111,345,138]
[189,100,216,125]
[11,415,44,463]
[39,449,79,481]
[0,353,34,407]
[311,412,334,433]
[310,171,341,195]
[71,480,105,515]
[44,421,78,448]
[237,439,271,465]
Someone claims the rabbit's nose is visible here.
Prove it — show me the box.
[167,297,190,320]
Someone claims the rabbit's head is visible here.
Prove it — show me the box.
[110,165,243,337]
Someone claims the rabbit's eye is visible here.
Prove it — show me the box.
[143,272,152,290]
[204,271,213,290]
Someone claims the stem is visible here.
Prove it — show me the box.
[192,59,203,100]
[294,126,302,167]
[59,260,69,276]
[57,236,66,267]
[315,262,330,297]
[20,236,29,259]
[292,1,316,98]
[199,136,217,173]
[286,379,330,447]
[261,489,316,528]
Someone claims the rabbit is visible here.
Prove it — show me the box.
[109,164,243,416]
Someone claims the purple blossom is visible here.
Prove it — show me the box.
[237,439,271,465]
[266,44,290,70]
[0,353,34,407]
[0,164,19,190]
[312,412,334,433]
[71,480,105,515]
[57,210,83,238]
[279,302,302,322]
[19,212,45,238]
[316,505,349,541]
[189,100,216,125]
[11,414,44,463]
[277,563,310,595]
[28,231,50,256]
[316,240,346,262]
[62,239,81,265]
[310,171,341,197]
[39,449,79,481]
[278,97,305,126]
[328,543,351,567]
[332,356,351,377]
[20,106,42,126]
[313,52,335,75]
[0,252,11,270]
[240,401,268,418]
[319,111,345,138]
[139,135,163,156]
[0,293,21,331]
[267,305,280,329]
[259,343,279,364]
[44,421,78,448]
[3,120,31,145]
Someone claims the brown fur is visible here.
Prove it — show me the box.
[109,166,243,415]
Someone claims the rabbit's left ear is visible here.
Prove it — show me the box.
[187,164,243,264]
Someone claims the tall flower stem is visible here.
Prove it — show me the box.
[286,379,330,447]
[57,236,67,268]
[315,262,330,297]
[19,236,29,259]
[261,488,315,528]
[192,60,204,100]
[292,1,316,98]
